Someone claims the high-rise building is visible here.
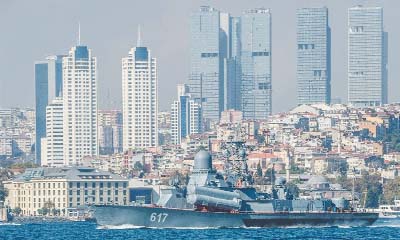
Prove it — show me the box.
[98,110,123,155]
[240,8,272,119]
[225,16,242,111]
[34,55,63,165]
[297,7,331,105]
[41,97,63,167]
[62,45,98,165]
[348,6,388,107]
[189,6,225,124]
[122,32,158,150]
[171,84,202,145]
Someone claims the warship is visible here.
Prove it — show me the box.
[94,142,378,228]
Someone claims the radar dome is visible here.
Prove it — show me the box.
[194,150,212,170]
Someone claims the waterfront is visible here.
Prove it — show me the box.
[0,220,400,240]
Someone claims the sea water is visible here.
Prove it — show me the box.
[0,219,399,240]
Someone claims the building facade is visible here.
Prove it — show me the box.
[62,45,98,165]
[34,56,63,165]
[4,167,128,216]
[122,42,158,150]
[98,110,123,155]
[41,97,63,167]
[240,8,272,119]
[171,84,202,145]
[297,7,331,105]
[189,6,225,123]
[348,6,388,107]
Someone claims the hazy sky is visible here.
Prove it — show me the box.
[0,0,398,113]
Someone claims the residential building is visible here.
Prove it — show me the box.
[171,84,202,145]
[241,8,272,119]
[348,6,387,107]
[297,7,331,105]
[122,32,158,150]
[41,97,63,167]
[34,55,63,165]
[62,45,98,165]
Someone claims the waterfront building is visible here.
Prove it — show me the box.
[297,7,331,105]
[240,8,272,119]
[122,31,158,150]
[4,167,128,216]
[41,97,63,167]
[189,6,225,123]
[98,110,123,155]
[171,84,202,145]
[34,56,64,165]
[62,44,98,165]
[348,6,388,107]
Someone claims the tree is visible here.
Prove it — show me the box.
[12,207,22,215]
[265,168,276,185]
[0,187,7,201]
[342,172,383,208]
[382,178,400,204]
[256,162,263,177]
[286,182,300,200]
[133,161,144,171]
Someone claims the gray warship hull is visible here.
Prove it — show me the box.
[94,205,378,228]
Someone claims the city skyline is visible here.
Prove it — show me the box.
[1,0,400,113]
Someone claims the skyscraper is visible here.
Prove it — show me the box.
[225,16,242,111]
[122,31,158,150]
[171,84,202,145]
[62,44,98,165]
[240,8,272,119]
[297,7,331,105]
[189,6,225,124]
[348,6,388,107]
[41,97,63,167]
[34,55,63,165]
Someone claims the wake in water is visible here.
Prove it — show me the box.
[369,218,400,228]
[0,223,22,226]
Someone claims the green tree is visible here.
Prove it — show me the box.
[382,178,400,204]
[0,187,7,201]
[342,172,382,208]
[12,207,22,215]
[286,182,300,200]
[133,161,144,171]
[265,168,276,185]
[256,162,263,177]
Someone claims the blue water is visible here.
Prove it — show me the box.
[1,220,400,240]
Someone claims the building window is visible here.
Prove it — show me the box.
[77,190,80,196]
[69,182,73,188]
[77,182,81,188]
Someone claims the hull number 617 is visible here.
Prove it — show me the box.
[150,213,168,223]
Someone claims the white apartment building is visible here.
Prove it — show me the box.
[171,84,202,145]
[122,42,158,150]
[41,97,64,167]
[62,45,98,165]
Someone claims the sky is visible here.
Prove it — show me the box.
[0,0,399,113]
